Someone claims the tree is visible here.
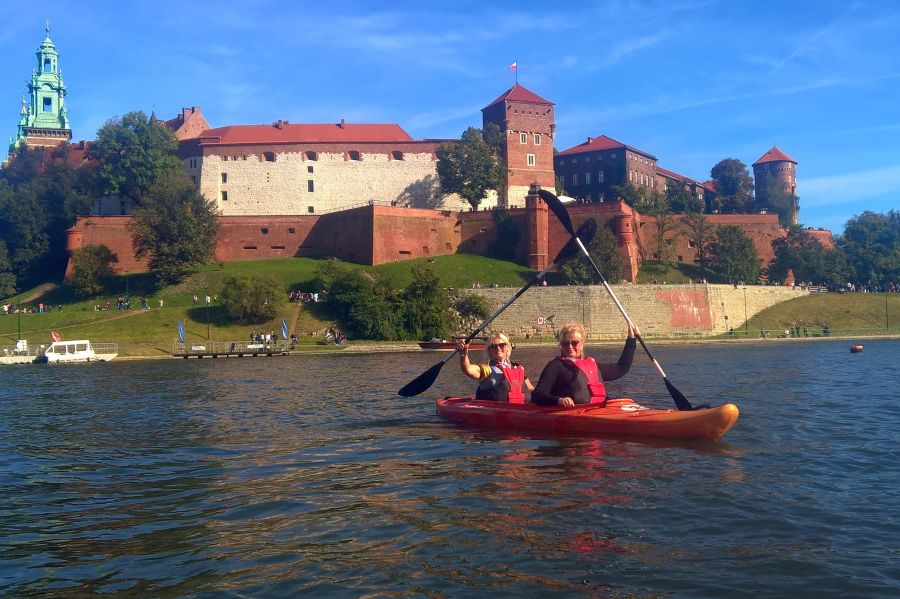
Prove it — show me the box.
[436,127,503,210]
[682,209,716,270]
[642,192,677,266]
[710,158,754,213]
[839,210,900,285]
[560,220,623,284]
[665,180,703,213]
[767,225,829,284]
[70,245,118,297]
[488,208,521,261]
[611,183,646,208]
[0,239,16,298]
[327,269,399,340]
[129,171,220,284]
[220,274,285,322]
[400,264,450,340]
[709,225,760,284]
[88,111,182,207]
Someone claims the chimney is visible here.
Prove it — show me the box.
[587,136,593,144]
[339,119,345,129]
[274,120,284,129]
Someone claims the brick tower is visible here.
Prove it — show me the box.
[481,84,555,208]
[752,146,798,225]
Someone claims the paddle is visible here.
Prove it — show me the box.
[397,219,597,398]
[537,189,697,411]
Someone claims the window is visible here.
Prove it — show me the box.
[347,150,361,161]
[520,132,527,144]
[611,153,616,158]
[271,245,286,250]
[192,175,197,184]
[308,180,315,192]
[559,159,565,165]
[307,166,314,173]
[263,152,275,162]
[305,151,318,161]
[307,206,315,213]
[44,58,51,71]
[221,173,228,183]
[43,97,52,112]
[288,228,295,234]
[261,228,269,234]
[533,133,541,145]
[573,174,579,186]
[391,151,404,160]
[585,172,591,185]
[688,240,697,248]
[584,156,590,162]
[599,170,605,183]
[220,191,228,201]
[526,154,535,166]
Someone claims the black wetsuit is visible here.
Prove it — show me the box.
[531,338,636,406]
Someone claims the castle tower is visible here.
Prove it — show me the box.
[752,146,798,225]
[9,23,72,155]
[481,84,555,208]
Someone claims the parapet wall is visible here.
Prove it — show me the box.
[461,284,807,339]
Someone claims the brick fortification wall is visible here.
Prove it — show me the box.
[461,284,807,339]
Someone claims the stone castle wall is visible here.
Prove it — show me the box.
[460,284,806,339]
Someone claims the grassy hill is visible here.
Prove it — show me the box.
[3,256,896,355]
[0,255,536,356]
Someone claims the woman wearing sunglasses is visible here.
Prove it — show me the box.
[456,333,534,403]
[531,322,638,407]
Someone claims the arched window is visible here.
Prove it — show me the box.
[305,151,318,161]
[347,150,361,161]
[391,151,404,161]
[44,58,52,72]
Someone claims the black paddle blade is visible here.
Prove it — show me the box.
[556,218,598,263]
[538,189,575,235]
[664,377,695,411]
[398,360,445,397]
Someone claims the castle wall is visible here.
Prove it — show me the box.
[189,144,468,216]
[461,284,807,339]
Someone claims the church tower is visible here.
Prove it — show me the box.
[753,146,798,225]
[482,84,555,208]
[9,23,72,155]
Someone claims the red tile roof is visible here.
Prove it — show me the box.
[753,146,797,165]
[483,83,553,110]
[196,122,415,146]
[556,134,655,159]
[657,166,715,192]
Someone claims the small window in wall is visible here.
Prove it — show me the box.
[192,175,197,184]
[307,166,314,173]
[599,170,605,183]
[688,240,696,248]
[391,151,404,160]
[305,151,318,161]
[399,250,412,255]
[445,242,452,250]
[243,245,258,250]
[271,245,286,250]
[221,173,228,183]
[480,227,488,233]
[44,58,52,71]
[263,152,275,162]
[307,180,315,192]
[422,246,429,255]
[347,150,361,161]
[526,154,535,166]
[677,256,684,262]
[308,206,315,213]
[519,132,527,144]
[533,133,541,145]
[220,190,228,201]
[261,227,269,234]
[585,172,591,185]
[573,174,579,186]
[288,227,295,234]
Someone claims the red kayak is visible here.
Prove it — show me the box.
[436,397,739,440]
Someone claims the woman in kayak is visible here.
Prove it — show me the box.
[457,333,534,403]
[532,322,638,407]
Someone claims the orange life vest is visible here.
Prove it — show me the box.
[560,356,607,404]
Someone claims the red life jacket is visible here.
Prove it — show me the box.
[500,364,526,404]
[559,356,607,404]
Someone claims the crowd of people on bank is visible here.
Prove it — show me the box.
[2,303,62,315]
[289,291,326,303]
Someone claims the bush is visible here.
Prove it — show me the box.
[71,244,118,297]
[219,274,285,323]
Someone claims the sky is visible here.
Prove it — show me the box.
[2,0,898,235]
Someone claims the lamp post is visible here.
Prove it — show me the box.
[886,292,890,333]
[205,292,210,339]
[743,286,749,337]
[17,306,22,342]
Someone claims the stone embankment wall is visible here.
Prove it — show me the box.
[460,284,807,339]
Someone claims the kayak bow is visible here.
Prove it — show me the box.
[436,397,739,440]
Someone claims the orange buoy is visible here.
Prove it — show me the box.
[850,345,863,353]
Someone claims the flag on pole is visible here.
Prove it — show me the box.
[51,330,62,342]
[508,61,517,70]
[281,318,289,340]
[177,320,185,343]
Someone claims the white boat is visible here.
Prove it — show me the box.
[37,340,118,363]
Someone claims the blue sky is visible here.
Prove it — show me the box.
[2,0,898,235]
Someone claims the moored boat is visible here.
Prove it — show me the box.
[436,397,739,440]
[35,340,118,363]
[419,336,488,351]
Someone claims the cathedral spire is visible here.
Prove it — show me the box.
[8,24,72,155]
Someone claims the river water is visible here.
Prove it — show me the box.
[2,339,898,597]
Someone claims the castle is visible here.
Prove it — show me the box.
[7,28,821,282]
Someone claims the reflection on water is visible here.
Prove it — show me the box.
[1,339,899,596]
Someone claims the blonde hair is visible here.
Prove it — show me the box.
[557,322,586,358]
[483,332,512,361]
